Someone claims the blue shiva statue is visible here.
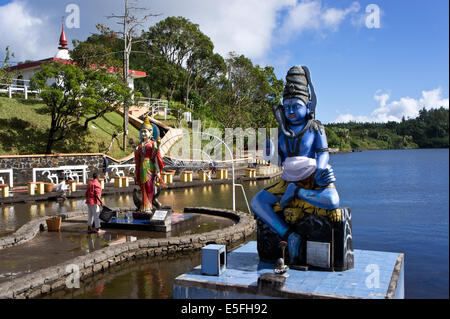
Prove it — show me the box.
[250,65,347,268]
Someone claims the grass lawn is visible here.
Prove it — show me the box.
[0,96,140,159]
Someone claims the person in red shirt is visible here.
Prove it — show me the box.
[86,172,103,233]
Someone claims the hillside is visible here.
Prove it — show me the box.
[325,107,449,151]
[0,96,140,159]
[1,97,447,158]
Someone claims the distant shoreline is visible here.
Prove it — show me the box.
[330,147,448,154]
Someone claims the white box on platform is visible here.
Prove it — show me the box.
[201,244,227,276]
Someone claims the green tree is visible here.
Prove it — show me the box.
[142,16,225,107]
[397,107,449,148]
[325,127,340,149]
[31,62,132,154]
[168,101,189,127]
[360,129,369,140]
[79,68,133,130]
[70,40,121,70]
[0,46,17,84]
[215,53,283,129]
[368,129,379,139]
[334,128,350,149]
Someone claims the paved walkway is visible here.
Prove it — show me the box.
[0,213,233,285]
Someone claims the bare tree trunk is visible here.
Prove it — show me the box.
[106,0,158,151]
[105,132,123,155]
[122,0,130,150]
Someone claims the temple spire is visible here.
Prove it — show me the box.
[55,21,71,60]
[58,23,69,50]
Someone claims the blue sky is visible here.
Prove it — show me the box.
[0,0,448,124]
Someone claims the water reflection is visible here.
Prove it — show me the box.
[38,203,45,217]
[87,235,102,252]
[0,178,281,299]
[0,179,279,239]
[41,234,256,299]
[30,205,37,218]
[2,206,14,223]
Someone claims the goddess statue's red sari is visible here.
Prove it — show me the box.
[134,140,165,212]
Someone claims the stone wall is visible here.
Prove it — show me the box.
[0,154,118,186]
[0,207,256,299]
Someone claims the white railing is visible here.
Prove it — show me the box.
[0,169,14,187]
[160,131,252,213]
[137,97,170,119]
[32,165,89,184]
[108,164,135,178]
[0,79,40,99]
[137,97,168,109]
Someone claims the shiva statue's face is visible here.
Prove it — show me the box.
[283,98,309,125]
[140,128,152,143]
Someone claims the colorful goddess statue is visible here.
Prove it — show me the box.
[134,115,165,213]
[251,66,353,271]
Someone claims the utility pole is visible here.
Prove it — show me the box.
[107,0,158,150]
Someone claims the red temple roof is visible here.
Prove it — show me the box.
[6,23,146,79]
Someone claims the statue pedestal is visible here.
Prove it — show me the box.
[101,207,173,233]
[148,209,172,232]
[174,241,405,299]
[257,208,354,271]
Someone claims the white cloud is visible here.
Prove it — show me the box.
[0,0,295,62]
[0,1,55,61]
[334,88,449,123]
[322,2,360,30]
[173,0,295,59]
[373,91,390,107]
[277,0,361,41]
[0,0,364,64]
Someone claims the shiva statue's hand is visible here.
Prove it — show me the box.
[287,232,302,264]
[314,166,336,187]
[279,183,298,208]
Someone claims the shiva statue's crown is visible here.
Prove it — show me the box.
[283,65,310,106]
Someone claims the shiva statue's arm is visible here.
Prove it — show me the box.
[315,130,329,169]
[278,139,286,167]
[279,182,340,210]
[279,127,339,210]
[313,124,329,169]
[313,127,336,186]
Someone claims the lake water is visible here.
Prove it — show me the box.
[3,149,448,298]
[330,148,449,299]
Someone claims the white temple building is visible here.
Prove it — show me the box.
[7,24,146,90]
